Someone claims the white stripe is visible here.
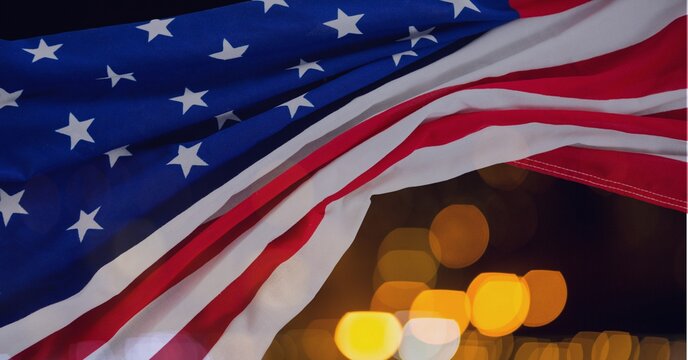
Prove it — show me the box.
[89,88,684,359]
[208,123,685,359]
[4,0,684,354]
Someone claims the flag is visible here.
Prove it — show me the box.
[0,0,685,358]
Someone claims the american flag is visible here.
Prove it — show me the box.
[0,0,685,358]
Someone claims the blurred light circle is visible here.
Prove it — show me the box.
[598,331,632,360]
[591,332,610,360]
[454,343,490,359]
[639,337,670,360]
[514,342,544,360]
[410,290,471,335]
[429,205,489,269]
[561,342,584,360]
[522,270,568,327]
[371,281,430,313]
[377,250,438,284]
[378,228,436,260]
[467,273,530,337]
[539,343,560,359]
[301,328,341,360]
[571,332,599,359]
[670,340,686,360]
[461,330,506,359]
[478,164,528,191]
[399,318,460,360]
[334,311,403,360]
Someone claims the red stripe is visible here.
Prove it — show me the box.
[14,17,686,359]
[512,147,687,212]
[508,0,588,18]
[153,110,687,359]
[469,16,687,99]
[647,108,687,121]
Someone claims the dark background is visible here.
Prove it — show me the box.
[0,0,247,40]
[284,166,686,339]
[2,0,685,351]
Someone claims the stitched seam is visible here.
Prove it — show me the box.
[521,157,687,203]
[513,160,687,210]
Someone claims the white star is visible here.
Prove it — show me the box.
[170,88,208,114]
[104,145,132,167]
[0,189,28,226]
[67,207,103,242]
[323,9,364,38]
[23,39,62,63]
[279,94,314,118]
[215,110,240,130]
[398,26,437,48]
[392,50,418,66]
[0,87,23,109]
[441,0,480,18]
[253,0,288,13]
[287,59,324,78]
[55,113,95,150]
[209,39,249,60]
[167,142,209,178]
[97,66,136,88]
[136,18,174,42]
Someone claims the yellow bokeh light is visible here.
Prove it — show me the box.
[429,205,489,269]
[522,270,567,327]
[371,281,429,313]
[410,290,471,335]
[334,311,403,360]
[467,273,530,337]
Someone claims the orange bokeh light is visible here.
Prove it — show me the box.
[429,205,489,269]
[523,270,567,327]
[410,290,471,335]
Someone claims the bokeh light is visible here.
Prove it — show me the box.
[376,250,438,286]
[378,228,437,259]
[561,342,584,360]
[478,163,528,191]
[467,273,530,337]
[571,331,599,359]
[398,318,460,360]
[429,204,489,269]
[670,340,686,360]
[522,270,567,327]
[453,343,490,360]
[639,337,670,360]
[591,331,633,360]
[334,311,403,360]
[513,341,543,360]
[460,330,511,359]
[540,343,560,359]
[370,281,430,313]
[303,319,344,360]
[410,290,471,335]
